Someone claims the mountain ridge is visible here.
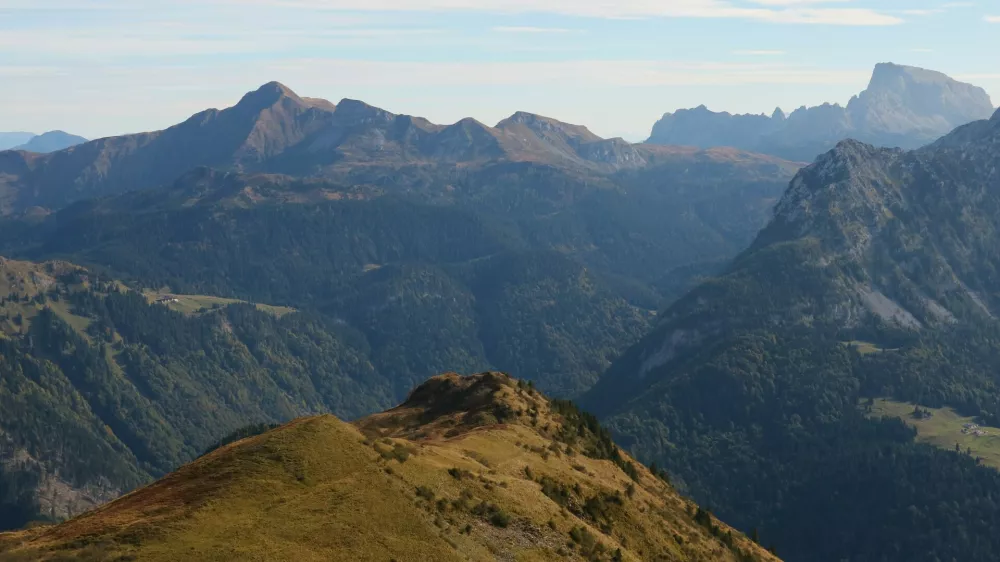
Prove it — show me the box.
[0,81,799,214]
[12,131,87,154]
[0,94,801,402]
[0,371,782,562]
[584,104,1000,562]
[0,134,36,152]
[647,63,995,161]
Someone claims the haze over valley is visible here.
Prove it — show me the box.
[2,2,1000,561]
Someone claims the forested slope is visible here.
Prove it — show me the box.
[586,110,1000,562]
[0,259,393,529]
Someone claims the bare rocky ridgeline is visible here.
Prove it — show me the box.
[648,63,995,162]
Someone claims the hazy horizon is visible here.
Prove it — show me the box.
[2,0,999,141]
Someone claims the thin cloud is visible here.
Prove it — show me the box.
[17,58,997,141]
[192,0,903,26]
[62,58,873,88]
[986,15,1000,22]
[748,0,851,5]
[956,73,1000,81]
[733,50,787,56]
[0,27,446,57]
[492,26,579,33]
[0,66,64,76]
[1,57,881,139]
[0,0,906,26]
[0,0,140,9]
[902,9,944,15]
[0,58,871,95]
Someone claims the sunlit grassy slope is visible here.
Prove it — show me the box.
[143,291,295,317]
[0,258,93,337]
[840,340,886,355]
[0,372,781,562]
[0,257,294,339]
[866,398,1000,469]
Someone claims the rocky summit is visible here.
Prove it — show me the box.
[0,372,780,562]
[647,63,995,162]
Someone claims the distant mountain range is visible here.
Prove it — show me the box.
[4,76,1000,562]
[0,80,803,299]
[647,63,995,161]
[0,83,800,529]
[0,96,798,396]
[0,132,35,151]
[13,131,88,153]
[0,81,798,321]
[0,130,87,153]
[0,81,728,214]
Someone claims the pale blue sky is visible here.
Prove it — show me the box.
[1,0,997,141]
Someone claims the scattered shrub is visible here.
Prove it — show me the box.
[448,467,472,480]
[472,501,511,528]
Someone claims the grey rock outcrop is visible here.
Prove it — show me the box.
[648,63,995,162]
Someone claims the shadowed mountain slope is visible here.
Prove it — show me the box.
[584,107,1000,562]
[0,82,334,212]
[0,257,397,530]
[0,121,798,399]
[0,81,757,215]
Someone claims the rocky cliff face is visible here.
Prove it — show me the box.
[849,63,994,138]
[647,63,995,162]
[648,106,781,152]
[636,108,1000,357]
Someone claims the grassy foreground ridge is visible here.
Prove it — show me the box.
[0,372,779,562]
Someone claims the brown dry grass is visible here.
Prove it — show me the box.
[0,372,781,562]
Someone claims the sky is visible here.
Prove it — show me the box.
[1,0,998,141]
